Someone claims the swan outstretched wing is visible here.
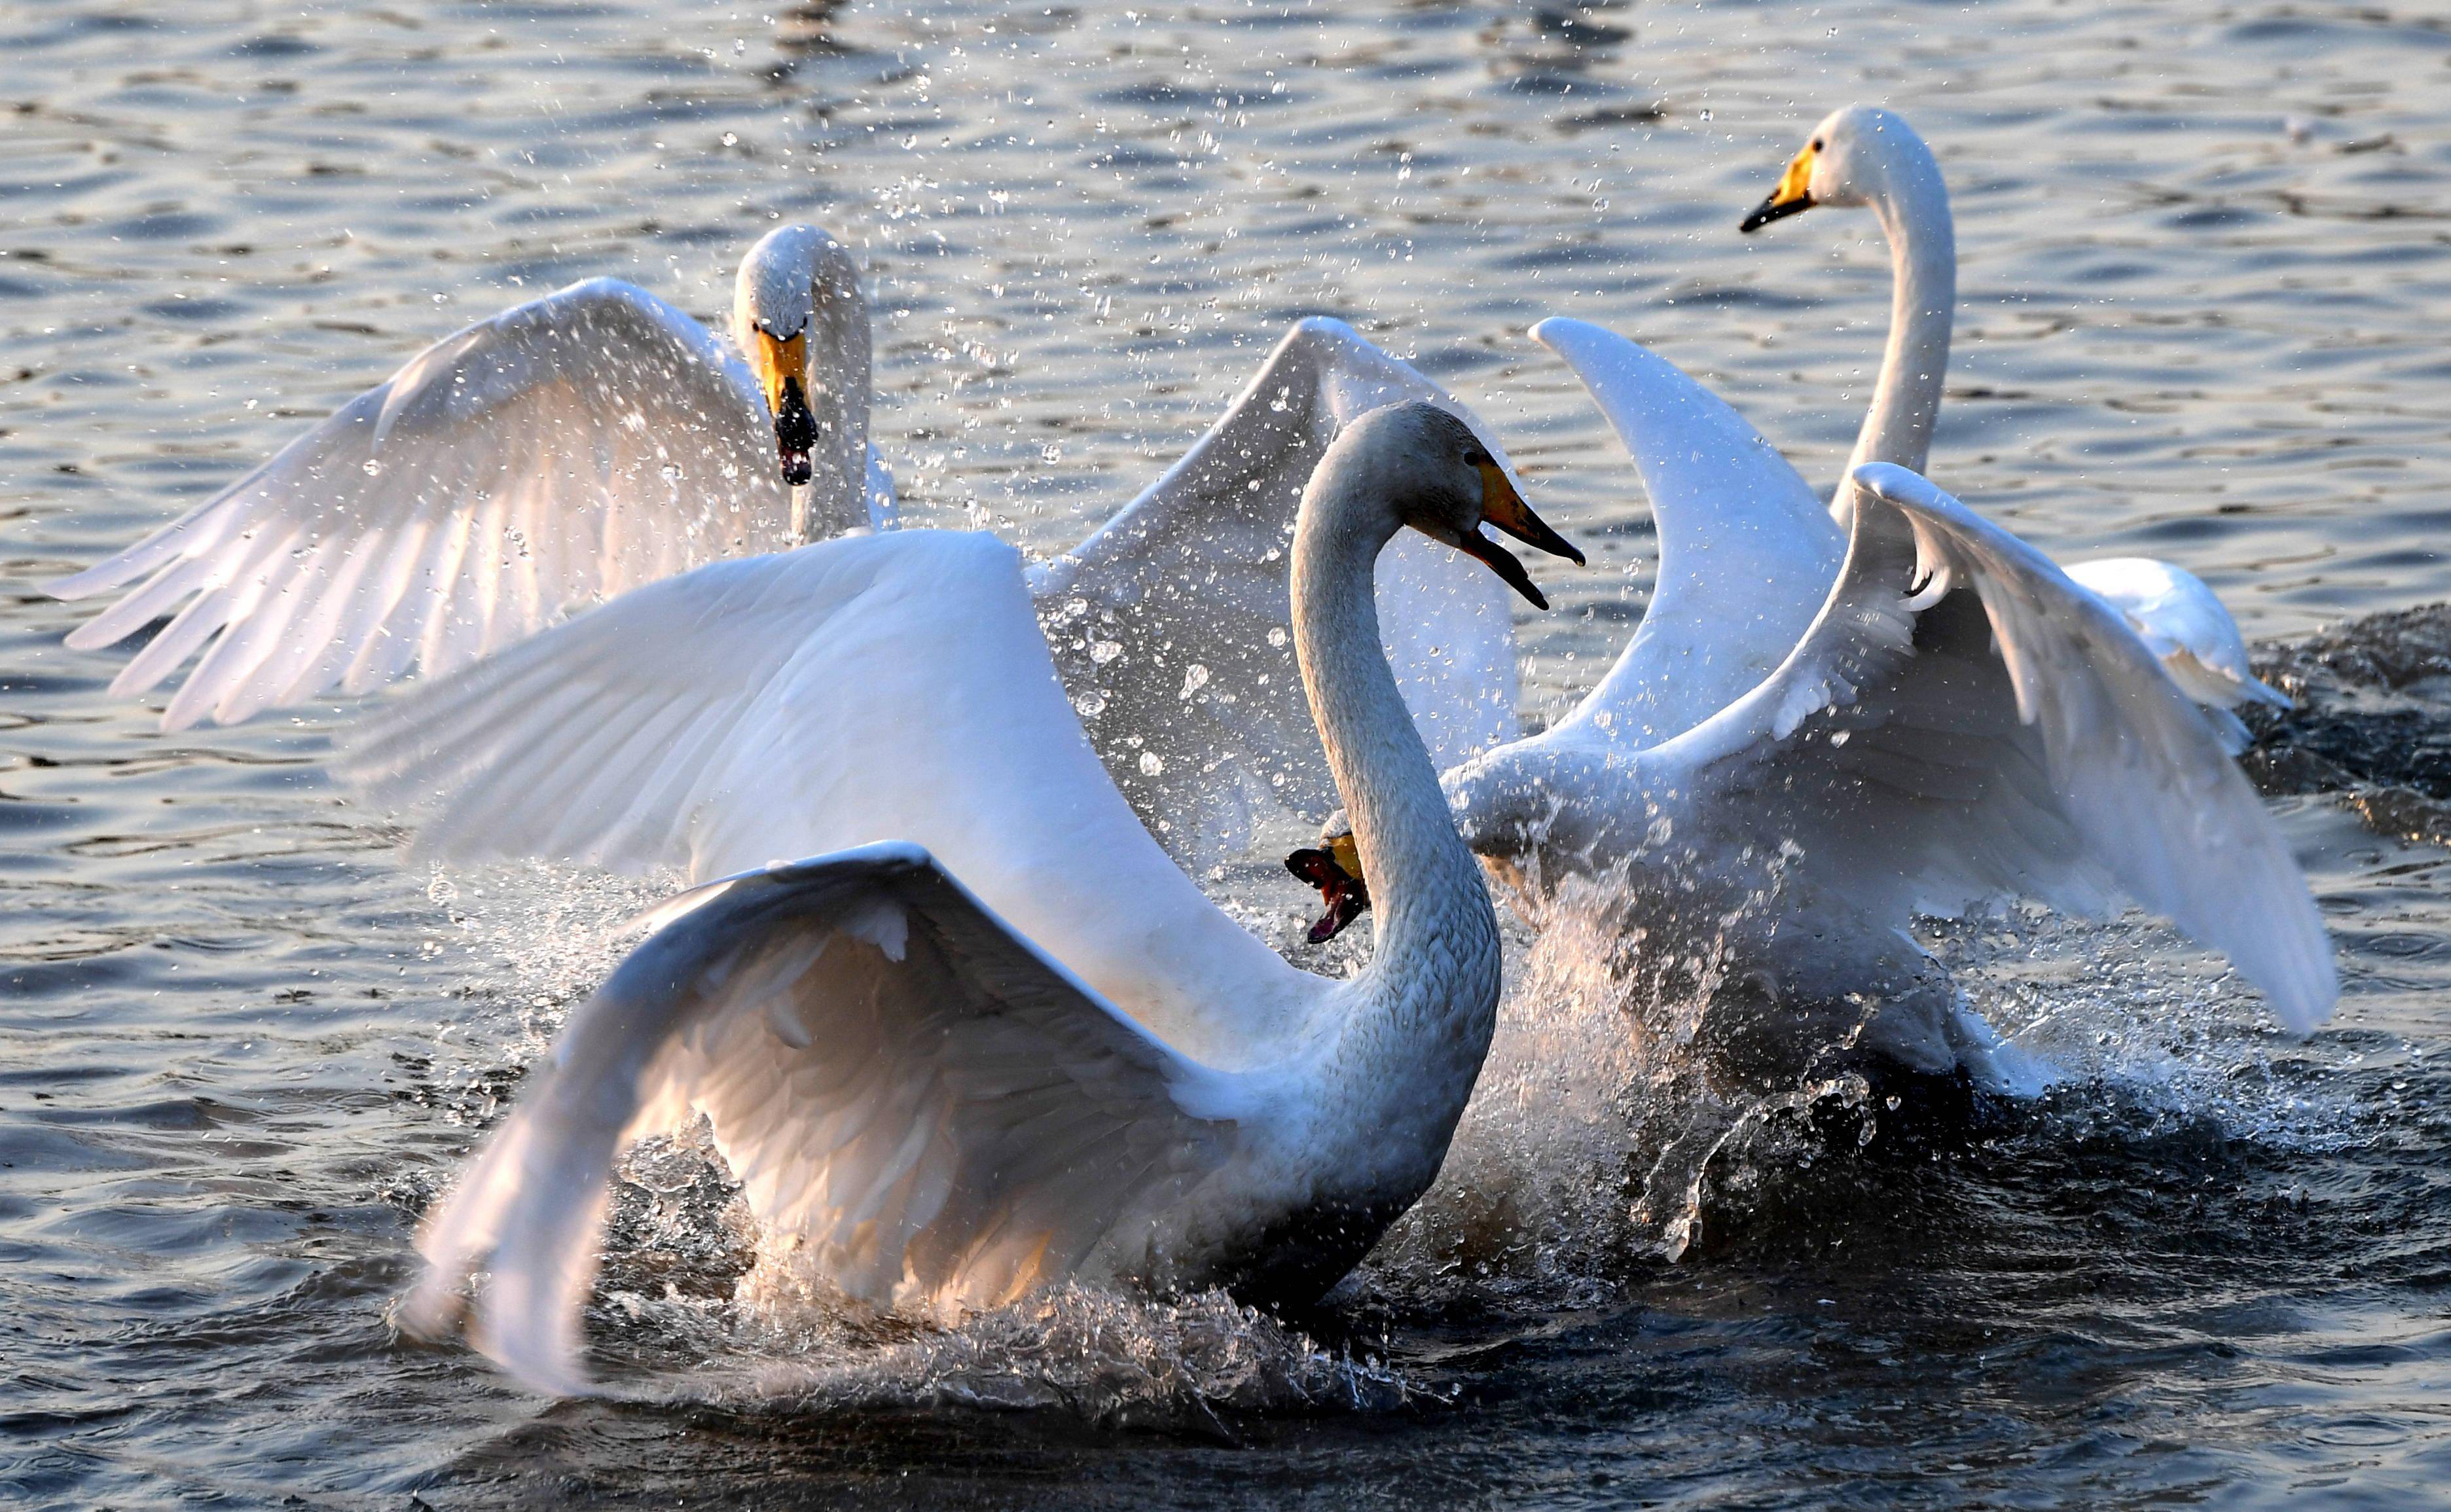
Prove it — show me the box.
[404,842,1242,1395]
[50,278,810,730]
[343,531,1112,877]
[1633,463,2333,1031]
[341,530,1311,1054]
[1028,316,1523,863]
[1529,318,1845,749]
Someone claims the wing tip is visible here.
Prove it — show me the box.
[1526,314,1614,360]
[1286,313,1362,346]
[45,566,122,603]
[469,1315,596,1400]
[2266,933,2342,1038]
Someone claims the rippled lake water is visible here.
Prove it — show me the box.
[6,1,2451,1506]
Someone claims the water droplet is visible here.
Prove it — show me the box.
[1138,751,1165,776]
[1089,639,1123,666]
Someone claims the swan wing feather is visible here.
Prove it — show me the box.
[403,841,1241,1395]
[340,530,1314,1055]
[51,279,803,728]
[1529,318,1845,749]
[1028,316,1522,863]
[1632,463,2333,1032]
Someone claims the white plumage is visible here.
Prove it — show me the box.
[48,226,894,731]
[1438,411,2335,1079]
[51,300,1519,868]
[1029,315,1525,862]
[2063,557,2292,749]
[1740,104,2274,711]
[400,403,1578,1396]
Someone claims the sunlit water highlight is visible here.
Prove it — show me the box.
[5,1,2451,1506]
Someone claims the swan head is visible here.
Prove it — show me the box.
[735,223,863,487]
[1334,401,1585,609]
[1739,104,1927,231]
[1286,813,1370,943]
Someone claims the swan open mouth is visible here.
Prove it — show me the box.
[1442,456,1585,610]
[1286,834,1370,943]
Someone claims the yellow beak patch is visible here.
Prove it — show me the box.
[750,327,807,417]
[1740,141,1820,232]
[1771,142,1817,209]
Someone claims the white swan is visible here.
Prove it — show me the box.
[45,223,896,732]
[398,401,1582,1394]
[48,291,1529,865]
[1739,105,2282,719]
[2059,557,2292,748]
[1296,340,2334,1083]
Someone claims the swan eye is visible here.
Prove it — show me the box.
[1809,137,1825,152]
[1462,446,1493,469]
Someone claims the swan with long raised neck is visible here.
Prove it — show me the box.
[399,401,1582,1394]
[1741,105,2285,721]
[1294,355,2334,1088]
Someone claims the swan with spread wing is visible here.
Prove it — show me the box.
[47,224,897,732]
[1732,105,2283,734]
[1291,329,2334,1087]
[50,283,1528,865]
[397,402,1582,1395]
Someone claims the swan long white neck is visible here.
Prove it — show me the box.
[1836,126,1954,513]
[796,243,873,540]
[1290,450,1501,1149]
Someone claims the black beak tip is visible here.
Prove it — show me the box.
[1739,194,1810,234]
[780,451,814,487]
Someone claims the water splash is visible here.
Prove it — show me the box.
[688,1286,1421,1430]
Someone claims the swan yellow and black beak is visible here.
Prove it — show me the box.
[1286,829,1370,943]
[1449,456,1584,610]
[1740,139,1819,232]
[750,327,819,486]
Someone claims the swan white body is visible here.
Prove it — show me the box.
[1743,105,2276,713]
[1440,378,2336,1081]
[48,225,896,732]
[401,404,1550,1396]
